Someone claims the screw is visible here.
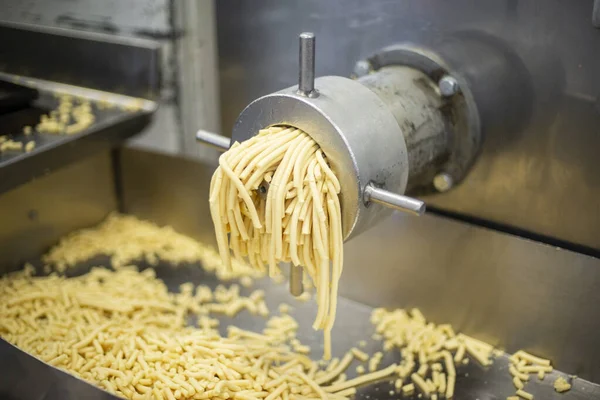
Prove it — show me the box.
[353,60,372,77]
[433,173,454,192]
[438,75,460,97]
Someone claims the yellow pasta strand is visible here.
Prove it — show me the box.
[209,126,343,359]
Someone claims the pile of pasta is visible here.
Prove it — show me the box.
[0,265,401,400]
[2,204,573,400]
[371,308,496,399]
[43,213,257,280]
[371,308,572,400]
[209,126,343,359]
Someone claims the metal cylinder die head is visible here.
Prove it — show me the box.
[233,74,411,241]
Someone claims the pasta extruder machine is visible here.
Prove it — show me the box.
[2,1,600,399]
[197,30,529,294]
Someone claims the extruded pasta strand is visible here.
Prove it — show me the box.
[209,126,343,360]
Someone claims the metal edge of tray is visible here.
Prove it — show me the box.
[0,338,119,400]
[0,109,153,195]
[0,75,156,195]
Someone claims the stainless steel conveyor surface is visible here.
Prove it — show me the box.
[1,259,598,400]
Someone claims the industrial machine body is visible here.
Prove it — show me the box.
[0,0,600,398]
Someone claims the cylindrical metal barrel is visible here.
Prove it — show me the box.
[358,66,450,189]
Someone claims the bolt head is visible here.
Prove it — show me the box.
[433,173,454,192]
[353,60,372,77]
[438,75,460,97]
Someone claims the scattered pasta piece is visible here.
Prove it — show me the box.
[512,351,551,366]
[240,276,254,287]
[402,383,415,395]
[279,303,292,314]
[537,370,545,380]
[0,139,23,152]
[37,95,95,135]
[350,347,369,362]
[369,351,383,372]
[411,373,431,396]
[554,377,572,393]
[513,376,524,390]
[323,363,397,393]
[516,389,534,399]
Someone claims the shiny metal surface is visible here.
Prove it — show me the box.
[0,151,117,274]
[342,212,600,381]
[119,148,217,247]
[232,76,409,240]
[2,258,600,399]
[0,21,161,99]
[216,0,600,250]
[119,150,600,381]
[297,32,318,97]
[357,66,452,187]
[364,183,425,216]
[195,129,230,151]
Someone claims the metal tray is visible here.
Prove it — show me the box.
[1,259,598,400]
[0,74,156,195]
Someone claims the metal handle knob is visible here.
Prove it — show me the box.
[364,182,425,216]
[196,129,230,152]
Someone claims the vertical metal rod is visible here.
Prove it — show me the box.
[297,32,318,97]
[290,265,304,297]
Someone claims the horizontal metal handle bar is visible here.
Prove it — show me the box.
[364,183,425,216]
[195,129,230,152]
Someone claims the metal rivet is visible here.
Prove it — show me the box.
[353,60,372,77]
[438,75,460,97]
[433,173,454,192]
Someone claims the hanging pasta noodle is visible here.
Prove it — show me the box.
[210,126,343,359]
